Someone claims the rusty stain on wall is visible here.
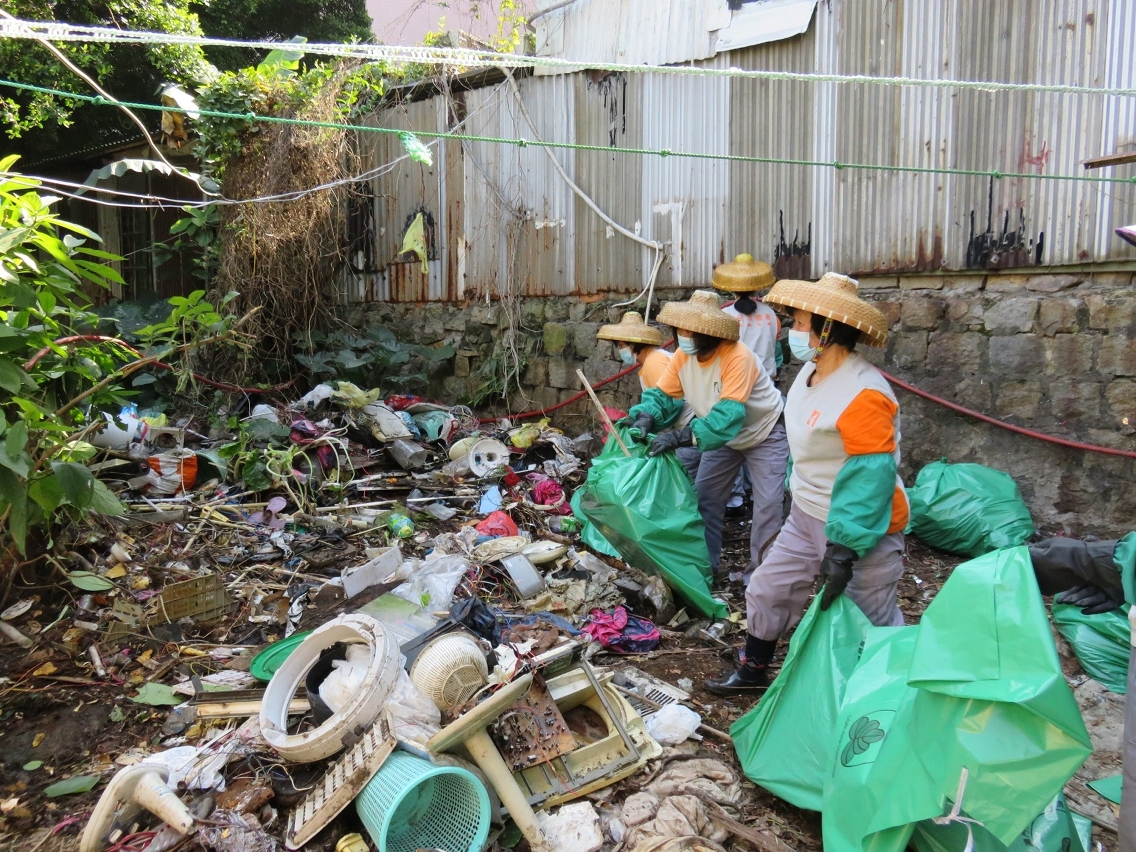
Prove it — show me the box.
[965,179,1043,270]
[773,210,811,279]
[587,72,628,147]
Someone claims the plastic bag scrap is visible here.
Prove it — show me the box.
[910,793,1092,852]
[906,459,1034,557]
[476,510,518,537]
[732,547,1092,852]
[644,704,702,745]
[390,555,469,609]
[1052,603,1130,694]
[385,666,441,747]
[144,449,198,496]
[577,427,727,618]
[582,606,660,654]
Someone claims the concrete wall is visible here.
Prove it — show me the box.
[345,268,1136,537]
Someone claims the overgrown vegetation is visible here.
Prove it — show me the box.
[0,158,237,565]
[293,327,455,392]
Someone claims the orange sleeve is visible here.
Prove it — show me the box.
[717,343,760,403]
[655,350,685,399]
[638,349,671,389]
[835,389,898,455]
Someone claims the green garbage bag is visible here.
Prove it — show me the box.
[729,594,871,810]
[733,548,1092,852]
[577,427,727,618]
[822,547,1092,852]
[571,432,623,559]
[907,459,1034,557]
[910,794,1091,852]
[1052,602,1130,693]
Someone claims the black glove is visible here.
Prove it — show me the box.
[818,541,858,610]
[1055,584,1125,615]
[648,426,693,457]
[626,412,655,441]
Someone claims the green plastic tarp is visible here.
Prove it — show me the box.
[577,427,727,618]
[1052,602,1130,694]
[732,547,1092,852]
[907,460,1034,557]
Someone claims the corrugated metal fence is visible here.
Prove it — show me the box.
[346,0,1136,302]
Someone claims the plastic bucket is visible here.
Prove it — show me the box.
[355,751,490,852]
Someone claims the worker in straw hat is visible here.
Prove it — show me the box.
[706,272,908,695]
[713,253,783,518]
[625,291,788,579]
[713,253,782,380]
[595,312,671,390]
[599,312,699,477]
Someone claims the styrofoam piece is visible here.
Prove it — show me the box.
[80,764,192,852]
[468,438,510,478]
[361,403,412,440]
[341,547,404,598]
[260,614,399,762]
[285,718,396,850]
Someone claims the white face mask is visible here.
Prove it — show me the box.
[677,336,698,355]
[618,346,636,365]
[788,329,818,362]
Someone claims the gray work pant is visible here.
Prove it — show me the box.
[744,502,905,640]
[695,420,788,574]
[1123,644,1136,852]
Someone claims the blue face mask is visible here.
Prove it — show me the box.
[788,330,817,362]
[618,346,636,365]
[677,336,697,355]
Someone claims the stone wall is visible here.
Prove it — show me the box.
[344,268,1136,536]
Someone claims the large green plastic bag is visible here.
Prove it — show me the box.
[1052,603,1130,693]
[823,547,1092,852]
[907,460,1034,557]
[730,595,871,810]
[571,432,622,559]
[577,427,727,618]
[910,794,1091,852]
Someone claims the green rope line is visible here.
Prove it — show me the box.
[4,18,1136,98]
[3,77,1136,187]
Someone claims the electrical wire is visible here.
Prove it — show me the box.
[3,78,1135,188]
[4,18,1136,98]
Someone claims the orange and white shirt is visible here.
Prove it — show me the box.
[784,352,909,533]
[638,347,672,391]
[656,341,783,450]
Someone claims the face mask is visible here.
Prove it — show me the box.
[677,336,698,355]
[788,330,817,362]
[618,346,636,365]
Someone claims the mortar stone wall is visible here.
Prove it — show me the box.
[345,268,1136,537]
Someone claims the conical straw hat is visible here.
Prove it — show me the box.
[764,273,889,347]
[656,291,740,341]
[595,312,665,346]
[712,254,776,293]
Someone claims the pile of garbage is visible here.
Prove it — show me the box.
[0,382,763,852]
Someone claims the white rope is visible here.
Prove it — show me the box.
[3,18,1136,98]
[931,768,985,852]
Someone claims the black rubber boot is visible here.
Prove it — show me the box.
[704,635,776,695]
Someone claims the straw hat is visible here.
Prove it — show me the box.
[656,291,740,341]
[764,273,889,347]
[712,253,776,293]
[595,312,665,346]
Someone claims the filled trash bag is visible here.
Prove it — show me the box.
[729,594,870,811]
[907,460,1034,557]
[732,547,1092,852]
[1052,602,1130,694]
[578,427,727,618]
[571,488,621,559]
[909,793,1091,852]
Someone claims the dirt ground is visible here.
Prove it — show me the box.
[0,512,1114,852]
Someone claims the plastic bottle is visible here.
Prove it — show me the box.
[387,513,415,539]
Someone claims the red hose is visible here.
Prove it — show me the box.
[882,370,1136,460]
[24,335,294,394]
